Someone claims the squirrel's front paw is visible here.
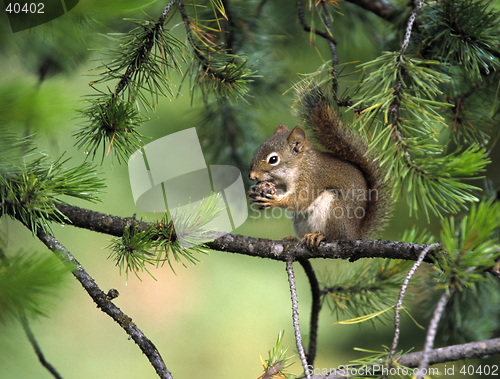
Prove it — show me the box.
[248,181,279,209]
[302,232,326,250]
[249,192,280,209]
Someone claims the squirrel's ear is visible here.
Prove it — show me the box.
[274,124,289,134]
[288,127,307,153]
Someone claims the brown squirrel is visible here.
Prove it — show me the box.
[248,87,388,247]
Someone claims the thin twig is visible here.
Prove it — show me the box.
[399,0,424,56]
[318,2,339,95]
[285,257,310,379]
[297,0,337,45]
[34,228,173,379]
[388,0,426,171]
[390,243,438,357]
[416,287,456,379]
[220,0,235,53]
[114,0,179,98]
[298,259,321,366]
[177,1,238,84]
[20,314,63,379]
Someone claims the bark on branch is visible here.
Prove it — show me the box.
[55,203,440,263]
[34,226,173,379]
[305,338,500,379]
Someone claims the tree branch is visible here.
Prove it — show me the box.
[303,338,500,379]
[55,204,441,263]
[33,226,173,379]
[416,287,456,379]
[390,243,437,357]
[398,337,500,368]
[298,259,321,366]
[297,0,337,45]
[286,257,310,379]
[21,314,63,379]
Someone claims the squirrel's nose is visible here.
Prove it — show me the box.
[249,171,258,181]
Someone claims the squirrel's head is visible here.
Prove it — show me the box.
[249,124,310,187]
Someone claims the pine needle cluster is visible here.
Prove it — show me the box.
[108,194,224,279]
[0,130,104,233]
[352,52,489,218]
[75,96,145,163]
[76,0,257,163]
[259,331,295,379]
[322,260,414,322]
[435,199,500,289]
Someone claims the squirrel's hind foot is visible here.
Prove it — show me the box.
[302,232,326,250]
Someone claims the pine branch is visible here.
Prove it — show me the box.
[388,0,426,161]
[33,227,173,379]
[54,203,440,263]
[302,337,500,378]
[177,1,255,100]
[111,0,179,101]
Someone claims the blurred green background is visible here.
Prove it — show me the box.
[0,1,499,378]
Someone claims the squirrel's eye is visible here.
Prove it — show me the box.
[266,153,280,165]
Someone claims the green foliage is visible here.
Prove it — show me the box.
[108,223,161,279]
[352,52,489,218]
[322,260,414,322]
[180,1,257,101]
[416,0,500,80]
[108,194,225,278]
[0,130,104,233]
[416,199,500,344]
[0,251,71,323]
[93,17,184,109]
[436,279,500,345]
[187,48,255,101]
[399,227,435,246]
[442,70,500,146]
[435,198,500,289]
[78,0,258,163]
[410,0,500,148]
[259,330,295,379]
[75,96,146,163]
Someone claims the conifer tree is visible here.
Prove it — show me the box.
[0,1,499,378]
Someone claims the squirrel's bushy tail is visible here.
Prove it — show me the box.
[298,86,391,237]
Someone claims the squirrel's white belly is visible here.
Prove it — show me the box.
[292,190,336,237]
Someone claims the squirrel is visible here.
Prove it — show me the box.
[248,87,388,248]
